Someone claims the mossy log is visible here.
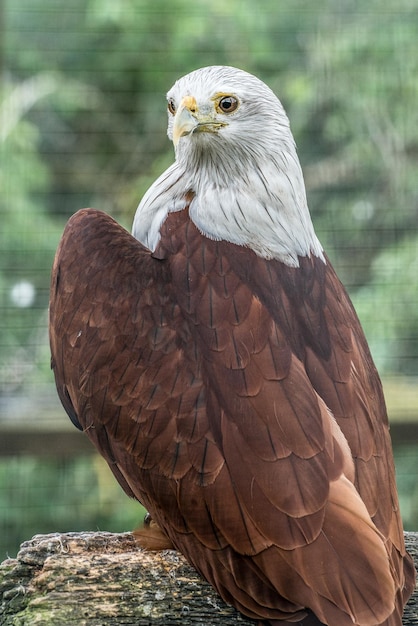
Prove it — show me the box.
[0,531,417,625]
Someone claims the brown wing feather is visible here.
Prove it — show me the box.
[49,207,414,626]
[214,228,415,618]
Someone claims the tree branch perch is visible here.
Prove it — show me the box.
[0,531,417,625]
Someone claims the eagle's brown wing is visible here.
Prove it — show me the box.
[219,242,416,622]
[49,208,414,626]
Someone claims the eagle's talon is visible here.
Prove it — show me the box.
[133,515,175,551]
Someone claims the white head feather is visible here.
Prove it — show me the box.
[132,65,324,267]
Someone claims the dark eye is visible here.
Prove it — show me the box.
[218,96,239,113]
[167,98,176,115]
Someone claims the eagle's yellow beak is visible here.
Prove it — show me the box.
[172,95,227,148]
[173,96,199,147]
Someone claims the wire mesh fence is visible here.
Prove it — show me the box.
[0,0,417,560]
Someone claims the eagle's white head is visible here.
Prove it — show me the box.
[133,65,324,266]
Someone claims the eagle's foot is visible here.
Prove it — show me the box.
[133,512,175,551]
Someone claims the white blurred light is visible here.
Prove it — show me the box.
[352,200,375,222]
[10,281,36,308]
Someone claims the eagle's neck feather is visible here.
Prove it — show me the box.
[132,142,324,267]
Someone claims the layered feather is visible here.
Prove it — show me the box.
[50,207,415,625]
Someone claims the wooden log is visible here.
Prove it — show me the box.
[0,531,417,625]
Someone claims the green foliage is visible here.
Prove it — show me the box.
[0,455,145,560]
[296,6,418,295]
[354,235,418,374]
[394,444,418,532]
[0,80,59,390]
[1,0,418,379]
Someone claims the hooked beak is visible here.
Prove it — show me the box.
[172,96,227,147]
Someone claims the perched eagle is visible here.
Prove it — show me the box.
[49,66,415,625]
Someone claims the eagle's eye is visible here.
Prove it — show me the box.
[167,98,176,115]
[217,96,239,114]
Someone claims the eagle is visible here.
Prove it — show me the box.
[49,66,415,626]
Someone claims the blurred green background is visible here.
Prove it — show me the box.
[0,0,417,561]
